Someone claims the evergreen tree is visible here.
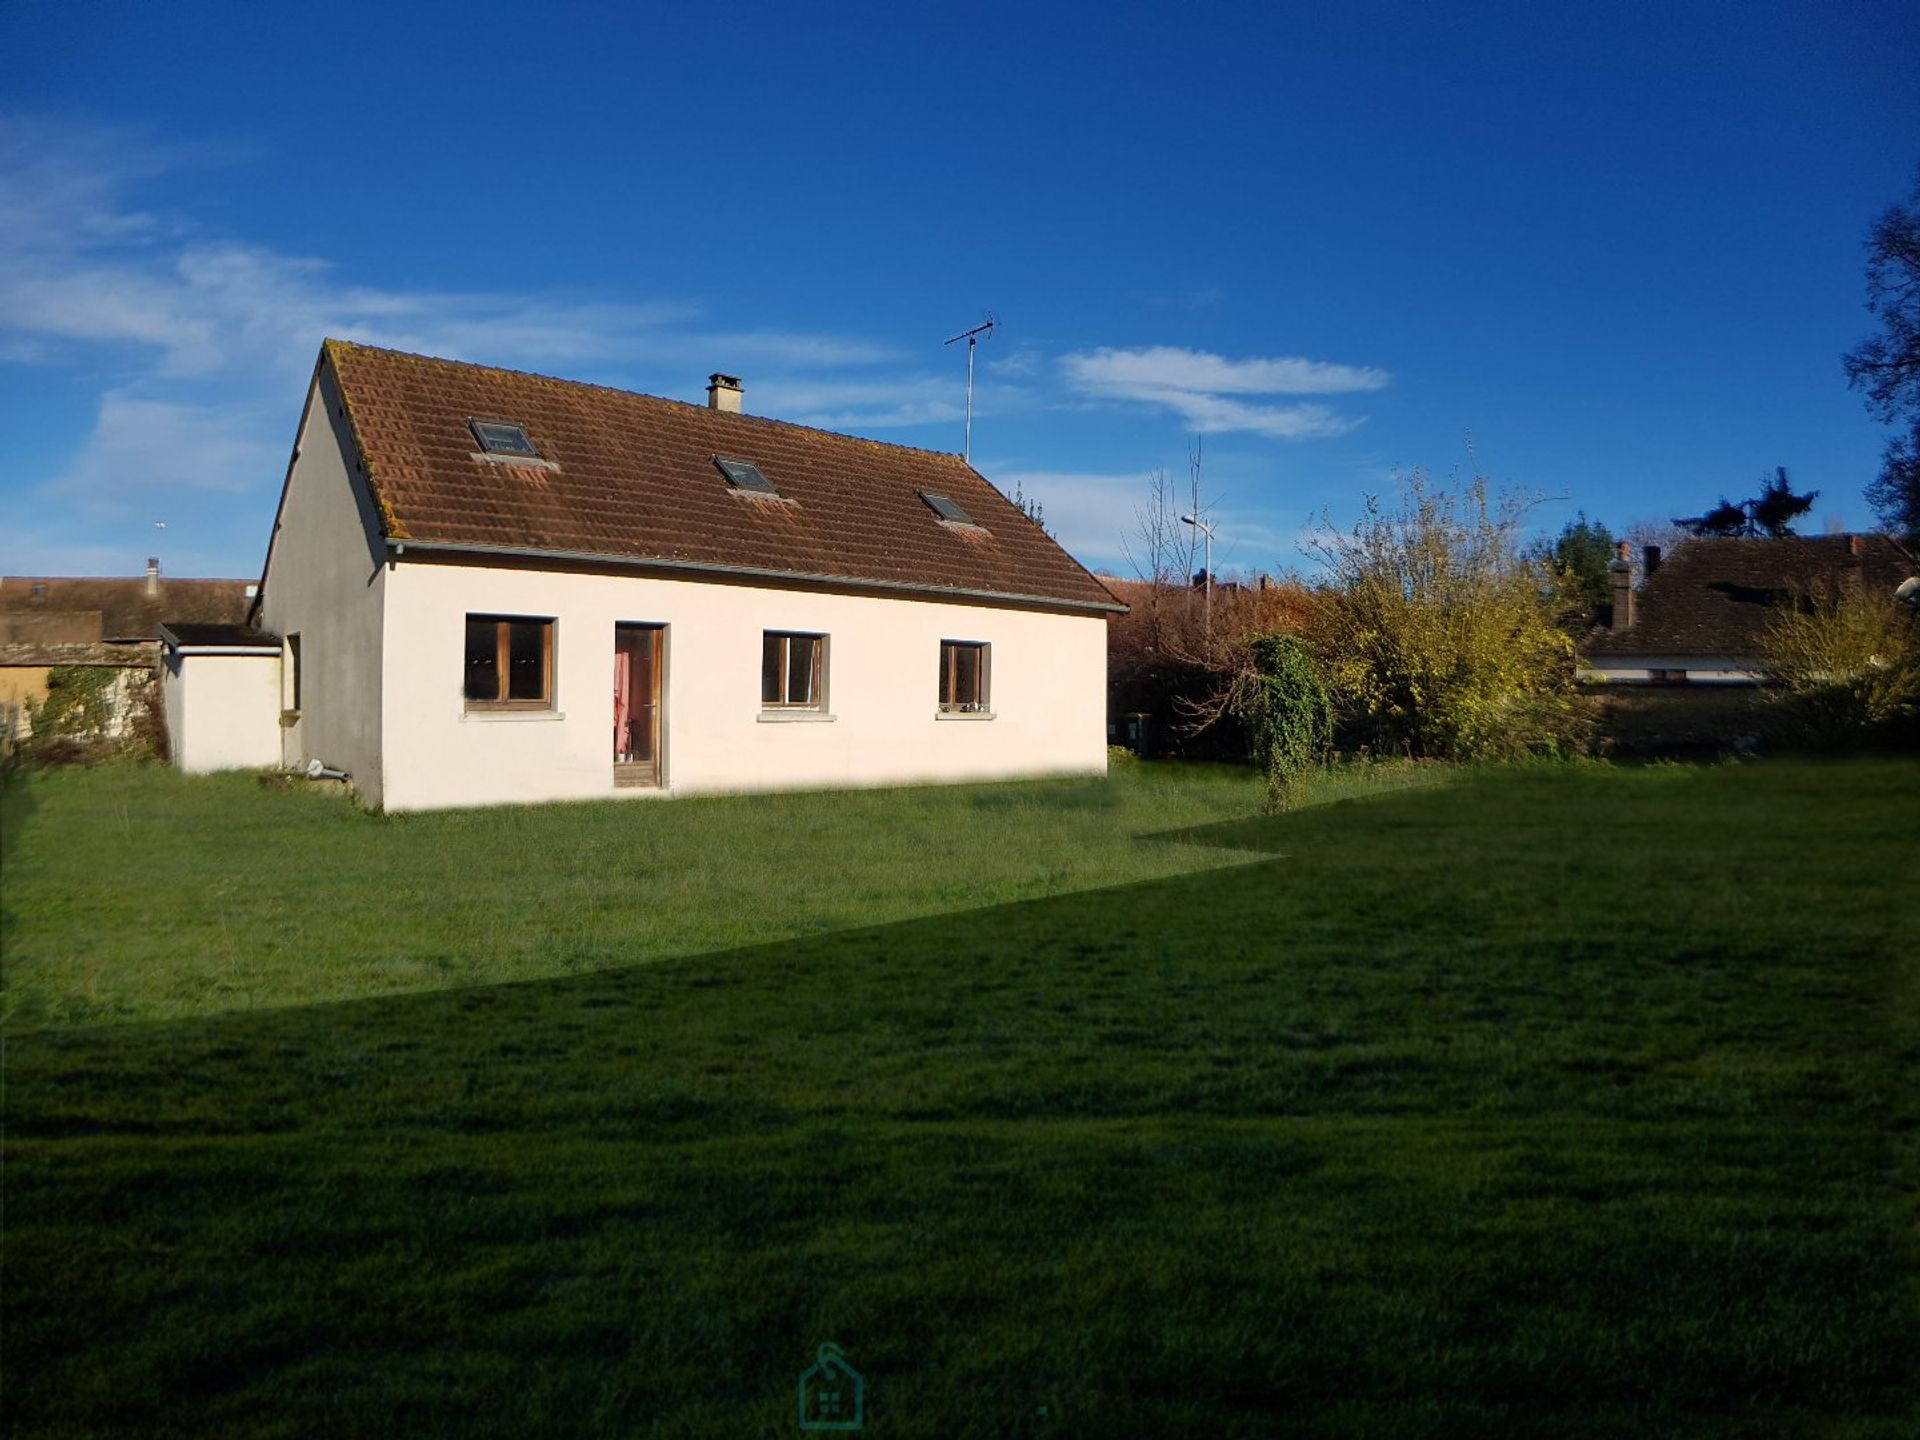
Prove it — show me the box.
[1673,497,1751,538]
[1674,469,1817,538]
[1749,467,1818,537]
[1548,513,1616,628]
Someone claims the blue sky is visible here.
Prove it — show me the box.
[3,0,1916,580]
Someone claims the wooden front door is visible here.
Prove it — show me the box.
[613,624,664,787]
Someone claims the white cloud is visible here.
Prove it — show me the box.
[0,117,907,392]
[0,116,941,570]
[47,394,285,517]
[987,466,1324,577]
[697,330,900,369]
[754,374,967,431]
[0,525,148,578]
[1065,346,1387,397]
[984,469,1152,568]
[1060,344,1387,438]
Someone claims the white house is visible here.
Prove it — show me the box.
[218,339,1123,811]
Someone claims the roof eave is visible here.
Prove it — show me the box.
[383,538,1129,615]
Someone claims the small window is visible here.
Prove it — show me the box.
[939,640,990,713]
[716,456,779,495]
[285,633,302,711]
[920,491,974,525]
[762,631,825,709]
[470,419,540,457]
[465,614,555,708]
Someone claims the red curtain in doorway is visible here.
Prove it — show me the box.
[613,647,632,760]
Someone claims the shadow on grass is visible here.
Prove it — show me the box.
[0,758,37,961]
[7,760,1919,1436]
[1139,758,1470,853]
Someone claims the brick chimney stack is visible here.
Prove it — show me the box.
[1609,540,1634,632]
[145,556,160,598]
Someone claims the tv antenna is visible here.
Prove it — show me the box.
[944,314,997,464]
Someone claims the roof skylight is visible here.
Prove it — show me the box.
[920,491,975,525]
[470,419,540,458]
[715,456,779,496]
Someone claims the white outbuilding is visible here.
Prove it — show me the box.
[158,623,284,773]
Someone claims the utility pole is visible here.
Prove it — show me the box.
[1181,513,1216,638]
[943,315,997,463]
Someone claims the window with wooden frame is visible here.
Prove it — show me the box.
[761,631,826,710]
[464,614,555,709]
[938,640,990,713]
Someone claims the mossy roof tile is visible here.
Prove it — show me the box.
[322,340,1121,612]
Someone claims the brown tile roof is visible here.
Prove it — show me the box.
[321,340,1123,612]
[1586,535,1920,661]
[0,576,255,645]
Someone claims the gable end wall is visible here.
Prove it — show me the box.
[257,367,388,804]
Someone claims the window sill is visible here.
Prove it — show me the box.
[757,710,836,724]
[462,708,565,722]
[469,451,562,471]
[936,710,996,721]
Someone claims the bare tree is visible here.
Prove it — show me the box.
[1624,518,1691,555]
[1622,519,1691,580]
[1122,446,1205,592]
[1113,438,1312,747]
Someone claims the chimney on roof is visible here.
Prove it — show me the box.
[706,373,742,415]
[1609,540,1634,632]
[1848,534,1865,558]
[1643,544,1662,578]
[146,556,160,598]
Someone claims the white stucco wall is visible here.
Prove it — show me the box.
[378,559,1110,812]
[1582,655,1765,685]
[165,652,283,772]
[160,654,185,755]
[257,368,389,805]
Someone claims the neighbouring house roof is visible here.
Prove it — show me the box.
[0,576,256,659]
[0,641,159,669]
[159,622,283,651]
[1585,535,1920,662]
[314,340,1124,614]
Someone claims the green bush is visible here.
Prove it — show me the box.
[1760,580,1920,747]
[1245,634,1332,811]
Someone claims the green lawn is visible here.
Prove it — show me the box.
[3,759,1917,1437]
[3,759,1353,1029]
